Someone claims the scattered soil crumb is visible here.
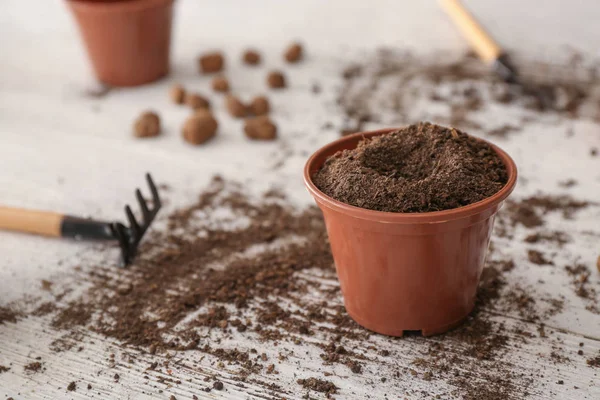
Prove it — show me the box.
[524,231,570,246]
[297,377,338,397]
[487,125,519,138]
[558,179,578,188]
[564,263,599,313]
[0,306,20,325]
[587,353,600,367]
[498,194,591,232]
[41,279,53,291]
[24,362,43,373]
[527,250,553,265]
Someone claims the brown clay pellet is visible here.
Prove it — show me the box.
[185,93,211,110]
[193,108,213,119]
[133,111,160,138]
[182,111,218,145]
[242,49,261,65]
[225,95,248,118]
[169,84,185,104]
[198,52,224,74]
[244,116,277,140]
[212,76,230,93]
[249,96,270,116]
[284,42,303,63]
[267,71,286,89]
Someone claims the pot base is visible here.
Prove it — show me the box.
[100,68,169,87]
[346,303,473,337]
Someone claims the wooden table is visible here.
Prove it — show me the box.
[1,0,599,398]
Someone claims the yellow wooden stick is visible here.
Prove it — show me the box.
[440,0,502,64]
[0,206,63,237]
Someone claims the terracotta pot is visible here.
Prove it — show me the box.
[67,0,175,87]
[304,128,517,336]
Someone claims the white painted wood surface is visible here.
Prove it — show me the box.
[1,0,599,398]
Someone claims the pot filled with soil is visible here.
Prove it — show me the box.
[303,122,517,336]
[66,0,175,87]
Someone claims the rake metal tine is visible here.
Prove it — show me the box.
[136,189,150,222]
[113,173,162,267]
[146,173,161,210]
[112,222,131,266]
[125,205,140,238]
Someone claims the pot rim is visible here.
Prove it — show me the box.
[67,0,174,14]
[303,127,518,224]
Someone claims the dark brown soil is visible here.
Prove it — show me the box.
[487,125,519,138]
[527,250,553,266]
[565,263,598,314]
[67,381,76,391]
[0,365,9,374]
[297,377,338,397]
[587,353,600,367]
[498,194,591,231]
[313,122,508,213]
[338,50,600,136]
[558,179,578,188]
[41,177,340,366]
[24,362,42,373]
[51,303,91,329]
[524,231,570,246]
[35,178,528,398]
[5,176,597,399]
[213,381,224,390]
[0,306,20,325]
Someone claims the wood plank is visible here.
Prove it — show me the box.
[2,1,600,399]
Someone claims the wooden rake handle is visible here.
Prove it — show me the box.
[440,0,502,63]
[0,206,63,237]
[0,206,116,240]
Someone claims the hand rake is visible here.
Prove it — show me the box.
[0,173,161,266]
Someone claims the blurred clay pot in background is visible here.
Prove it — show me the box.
[304,128,518,336]
[66,0,175,87]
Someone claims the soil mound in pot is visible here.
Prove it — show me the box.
[313,122,508,213]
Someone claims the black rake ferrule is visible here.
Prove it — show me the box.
[61,217,117,241]
[492,53,519,84]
